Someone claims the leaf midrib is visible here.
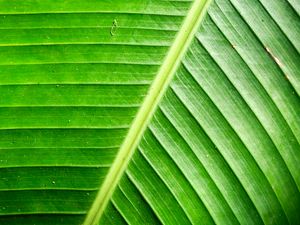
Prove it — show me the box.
[83,0,213,224]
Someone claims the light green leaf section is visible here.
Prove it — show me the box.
[100,0,300,225]
[0,0,299,225]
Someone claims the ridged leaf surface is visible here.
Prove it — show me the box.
[0,0,299,225]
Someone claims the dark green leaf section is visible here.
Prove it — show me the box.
[0,129,126,148]
[0,190,97,214]
[102,0,300,224]
[0,0,190,15]
[0,64,158,85]
[0,215,85,225]
[0,167,109,190]
[0,1,192,225]
[0,148,117,168]
[0,107,137,129]
[0,13,183,30]
[0,45,167,65]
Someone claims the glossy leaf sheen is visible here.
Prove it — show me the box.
[0,0,299,225]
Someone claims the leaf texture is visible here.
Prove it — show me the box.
[100,0,300,225]
[0,1,192,224]
[0,0,300,225]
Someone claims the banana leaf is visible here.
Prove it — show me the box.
[0,0,299,224]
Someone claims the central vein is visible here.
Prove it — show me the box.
[83,0,212,224]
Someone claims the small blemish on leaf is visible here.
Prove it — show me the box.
[265,46,283,67]
[110,19,118,36]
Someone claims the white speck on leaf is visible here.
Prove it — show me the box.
[265,46,283,67]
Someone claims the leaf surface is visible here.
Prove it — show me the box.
[0,0,299,225]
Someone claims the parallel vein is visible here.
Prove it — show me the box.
[83,1,212,224]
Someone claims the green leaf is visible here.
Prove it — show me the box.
[0,0,299,225]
